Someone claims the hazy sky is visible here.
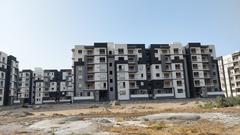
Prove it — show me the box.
[0,0,240,70]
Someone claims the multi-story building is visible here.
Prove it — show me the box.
[18,68,73,105]
[150,43,189,99]
[0,51,19,106]
[18,70,33,104]
[185,43,223,98]
[218,51,240,97]
[73,42,223,101]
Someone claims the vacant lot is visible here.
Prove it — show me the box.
[0,99,240,135]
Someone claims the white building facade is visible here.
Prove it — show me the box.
[218,51,240,97]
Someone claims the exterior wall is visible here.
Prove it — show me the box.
[18,70,33,104]
[0,51,19,106]
[218,51,240,97]
[0,51,8,106]
[185,43,223,98]
[18,68,73,105]
[71,42,224,101]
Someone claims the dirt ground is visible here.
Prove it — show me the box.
[0,99,240,135]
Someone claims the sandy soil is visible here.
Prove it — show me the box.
[0,99,239,135]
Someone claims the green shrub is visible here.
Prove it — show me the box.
[200,96,240,109]
[199,100,216,109]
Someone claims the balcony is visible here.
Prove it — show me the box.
[87,74,94,81]
[128,65,138,72]
[164,65,172,71]
[87,66,94,72]
[86,57,94,64]
[86,50,94,55]
[164,80,173,88]
[129,82,138,89]
[161,50,170,55]
[204,74,211,78]
[86,83,95,90]
[203,65,210,70]
[164,57,171,63]
[235,84,240,89]
[191,49,197,54]
[202,57,209,62]
[128,57,137,63]
[129,74,135,80]
[234,71,240,75]
[164,73,172,79]
[235,77,240,82]
[233,57,240,62]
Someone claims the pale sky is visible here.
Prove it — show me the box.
[0,0,240,70]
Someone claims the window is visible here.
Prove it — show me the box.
[100,57,105,63]
[174,48,179,54]
[195,80,200,86]
[0,81,3,87]
[110,79,113,83]
[119,65,122,71]
[193,64,198,69]
[128,57,134,62]
[78,58,82,62]
[78,50,82,54]
[156,73,160,77]
[155,65,159,69]
[123,82,126,88]
[99,49,105,54]
[118,57,124,61]
[157,89,172,94]
[87,92,91,96]
[174,56,180,60]
[213,72,216,76]
[192,56,197,61]
[191,48,196,54]
[138,50,142,53]
[209,49,213,53]
[213,80,217,84]
[176,72,181,78]
[103,83,106,88]
[87,50,93,54]
[177,89,183,93]
[110,71,113,75]
[177,81,182,86]
[154,50,158,53]
[175,64,181,70]
[129,74,134,79]
[110,87,113,91]
[118,49,124,54]
[193,72,199,77]
[141,73,144,78]
[162,49,168,54]
[109,51,112,55]
[109,63,112,67]
[0,89,2,95]
[128,50,134,54]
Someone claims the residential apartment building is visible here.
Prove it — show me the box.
[1,42,225,106]
[18,68,73,105]
[72,42,223,102]
[218,51,240,97]
[18,70,33,104]
[150,43,188,99]
[185,43,223,98]
[0,51,19,106]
